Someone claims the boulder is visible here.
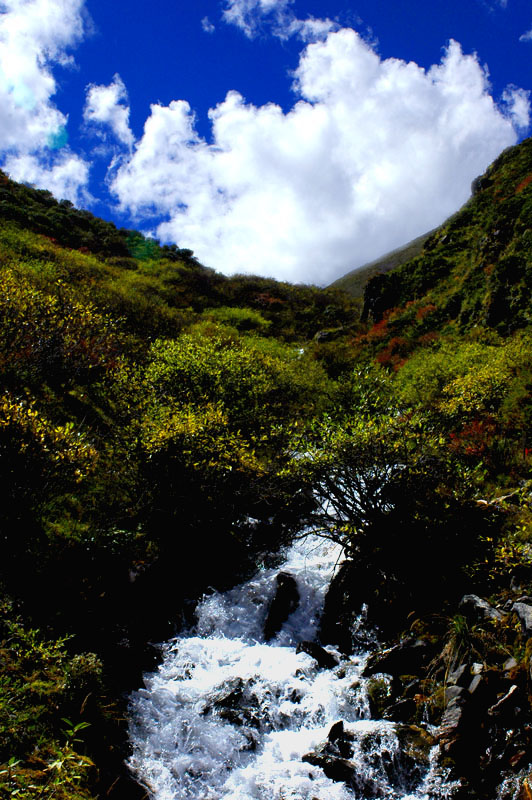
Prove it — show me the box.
[444,685,466,705]
[362,639,430,679]
[302,719,357,784]
[396,725,436,767]
[318,560,367,653]
[201,677,260,728]
[302,750,357,785]
[437,694,474,759]
[382,698,418,723]
[304,720,432,796]
[513,602,532,637]
[447,663,469,687]
[459,594,505,623]
[296,641,339,670]
[264,572,300,641]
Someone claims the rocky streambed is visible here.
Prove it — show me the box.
[127,536,464,800]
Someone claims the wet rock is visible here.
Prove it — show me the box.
[302,750,357,785]
[327,720,355,758]
[304,722,431,797]
[296,641,340,670]
[202,677,260,727]
[513,602,532,637]
[459,594,505,623]
[264,572,300,641]
[366,676,392,719]
[468,674,483,695]
[504,657,518,672]
[437,694,472,757]
[396,725,436,767]
[303,720,356,783]
[362,639,430,679]
[319,560,367,653]
[382,698,418,723]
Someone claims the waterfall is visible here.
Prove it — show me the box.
[128,535,456,800]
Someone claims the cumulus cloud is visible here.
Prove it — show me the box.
[3,149,90,203]
[222,0,335,41]
[84,73,134,148]
[201,16,215,34]
[503,86,530,129]
[110,30,527,285]
[0,0,89,201]
[520,28,532,42]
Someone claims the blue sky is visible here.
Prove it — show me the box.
[1,0,531,284]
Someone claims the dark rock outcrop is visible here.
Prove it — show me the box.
[459,594,505,623]
[362,639,431,679]
[513,602,532,637]
[264,572,300,641]
[296,641,339,669]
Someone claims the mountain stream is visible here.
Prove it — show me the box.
[128,536,457,800]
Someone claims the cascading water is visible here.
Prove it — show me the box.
[128,536,456,800]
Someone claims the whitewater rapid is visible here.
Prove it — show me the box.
[128,536,454,800]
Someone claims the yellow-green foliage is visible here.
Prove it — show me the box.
[141,329,329,431]
[201,306,271,332]
[0,603,103,799]
[141,401,263,475]
[0,392,97,479]
[0,266,119,384]
[395,332,532,421]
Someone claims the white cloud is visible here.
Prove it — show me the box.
[0,0,89,201]
[3,149,90,203]
[503,86,530,129]
[222,0,335,41]
[110,30,527,285]
[84,73,134,148]
[223,0,292,38]
[201,16,215,34]
[520,28,532,42]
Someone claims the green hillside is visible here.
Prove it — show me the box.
[3,137,532,799]
[361,138,532,333]
[330,229,433,298]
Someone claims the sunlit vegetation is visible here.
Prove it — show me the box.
[3,135,532,797]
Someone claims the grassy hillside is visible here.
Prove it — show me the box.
[0,172,363,798]
[360,138,532,334]
[329,229,433,298]
[3,136,532,799]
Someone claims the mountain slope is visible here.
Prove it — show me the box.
[329,229,433,298]
[360,137,532,333]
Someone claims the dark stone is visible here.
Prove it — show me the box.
[327,720,355,758]
[362,639,429,679]
[382,698,418,723]
[318,560,367,653]
[468,675,483,695]
[296,641,340,670]
[444,685,466,705]
[302,751,357,785]
[264,572,300,641]
[202,677,259,728]
[513,602,532,637]
[304,721,433,796]
[448,663,469,687]
[303,720,356,782]
[459,594,505,623]
[437,694,474,760]
[396,725,436,766]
